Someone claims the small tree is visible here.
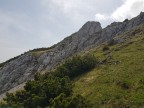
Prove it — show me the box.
[103,46,109,51]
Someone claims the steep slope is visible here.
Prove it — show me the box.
[73,25,144,107]
[0,21,102,96]
[0,12,144,97]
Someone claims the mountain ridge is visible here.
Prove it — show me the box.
[0,12,144,98]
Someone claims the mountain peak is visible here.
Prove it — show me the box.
[1,12,144,99]
[78,21,102,36]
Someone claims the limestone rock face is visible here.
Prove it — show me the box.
[78,21,102,36]
[82,12,144,47]
[0,54,38,94]
[0,21,102,95]
[0,12,144,96]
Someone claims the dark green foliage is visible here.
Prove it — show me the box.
[0,102,23,108]
[68,95,92,108]
[54,54,97,79]
[2,74,90,108]
[1,53,96,108]
[3,75,72,108]
[108,39,116,46]
[102,45,109,51]
[50,93,92,108]
[115,80,131,90]
[2,71,89,107]
[49,93,70,108]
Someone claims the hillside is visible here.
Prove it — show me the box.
[1,22,144,108]
[0,12,144,97]
[0,12,144,106]
[73,25,144,107]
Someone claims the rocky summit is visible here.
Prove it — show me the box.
[0,12,144,98]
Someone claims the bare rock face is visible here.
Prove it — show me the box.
[0,54,38,94]
[0,21,102,95]
[78,21,102,36]
[0,12,144,96]
[82,12,144,47]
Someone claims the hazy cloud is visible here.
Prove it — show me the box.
[95,13,108,21]
[95,0,144,22]
[0,0,133,62]
[112,0,144,21]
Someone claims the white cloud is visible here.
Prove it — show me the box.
[49,0,78,12]
[112,0,144,21]
[0,0,138,62]
[95,0,144,22]
[41,0,123,30]
[41,0,91,23]
[95,13,107,21]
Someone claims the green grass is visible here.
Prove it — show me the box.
[73,32,144,108]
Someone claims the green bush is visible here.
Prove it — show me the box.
[50,93,92,108]
[0,101,23,108]
[3,75,72,108]
[108,39,116,46]
[54,54,97,79]
[2,53,96,108]
[3,74,90,108]
[102,46,109,51]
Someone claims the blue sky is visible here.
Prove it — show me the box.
[0,0,144,63]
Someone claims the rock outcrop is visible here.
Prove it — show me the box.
[0,21,102,95]
[0,12,144,97]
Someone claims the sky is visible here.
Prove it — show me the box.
[0,0,144,63]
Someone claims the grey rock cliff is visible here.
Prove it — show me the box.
[0,12,144,96]
[0,21,102,95]
[82,12,144,47]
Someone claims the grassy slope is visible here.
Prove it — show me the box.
[73,30,144,108]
